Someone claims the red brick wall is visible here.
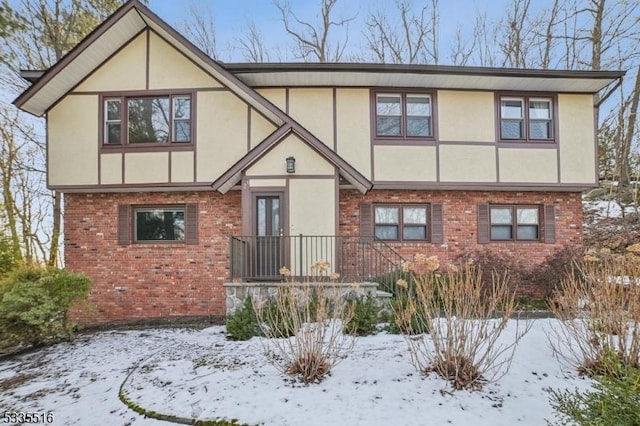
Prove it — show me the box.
[65,189,583,324]
[65,191,241,325]
[339,189,583,276]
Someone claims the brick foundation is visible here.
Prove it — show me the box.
[65,189,582,325]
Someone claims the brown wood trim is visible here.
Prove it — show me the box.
[593,102,599,183]
[234,84,617,96]
[435,142,440,182]
[191,91,198,183]
[494,92,559,144]
[371,181,595,191]
[45,114,50,189]
[247,105,252,151]
[50,182,214,192]
[332,88,337,151]
[285,88,290,114]
[168,148,173,183]
[145,28,150,90]
[73,87,229,95]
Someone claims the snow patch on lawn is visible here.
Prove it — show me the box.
[1,320,593,426]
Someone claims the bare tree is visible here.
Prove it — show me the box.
[181,1,219,60]
[236,21,270,63]
[364,0,439,64]
[274,0,355,62]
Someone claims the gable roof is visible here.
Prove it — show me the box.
[12,0,284,125]
[212,123,372,194]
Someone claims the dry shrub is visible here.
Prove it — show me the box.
[253,264,356,384]
[526,246,584,298]
[548,256,640,375]
[395,255,532,390]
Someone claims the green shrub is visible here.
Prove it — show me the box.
[0,266,91,349]
[225,296,261,341]
[548,354,640,426]
[385,295,430,335]
[343,296,379,336]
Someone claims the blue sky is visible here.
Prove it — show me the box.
[146,0,513,62]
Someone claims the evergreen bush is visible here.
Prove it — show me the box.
[344,296,379,336]
[0,266,91,350]
[225,296,261,341]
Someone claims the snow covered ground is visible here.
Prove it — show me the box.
[0,320,593,426]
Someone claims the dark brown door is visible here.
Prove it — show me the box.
[254,195,282,279]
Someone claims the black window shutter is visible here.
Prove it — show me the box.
[185,203,199,245]
[430,203,444,244]
[477,204,490,244]
[359,203,373,238]
[118,204,131,246]
[544,204,556,244]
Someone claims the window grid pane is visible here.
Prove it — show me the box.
[403,225,427,240]
[375,207,399,224]
[128,97,170,144]
[375,225,399,240]
[105,99,121,144]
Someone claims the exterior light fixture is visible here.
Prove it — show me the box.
[286,156,296,173]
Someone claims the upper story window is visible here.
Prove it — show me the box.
[374,205,428,241]
[499,95,555,142]
[374,91,435,142]
[103,93,192,146]
[490,205,539,241]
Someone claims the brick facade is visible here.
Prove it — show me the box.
[65,191,241,325]
[339,188,583,281]
[65,189,582,325]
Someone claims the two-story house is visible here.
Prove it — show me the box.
[14,1,623,324]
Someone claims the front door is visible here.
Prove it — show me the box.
[254,194,283,279]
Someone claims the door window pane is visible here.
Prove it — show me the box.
[257,199,266,236]
[271,199,280,237]
[135,208,185,241]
